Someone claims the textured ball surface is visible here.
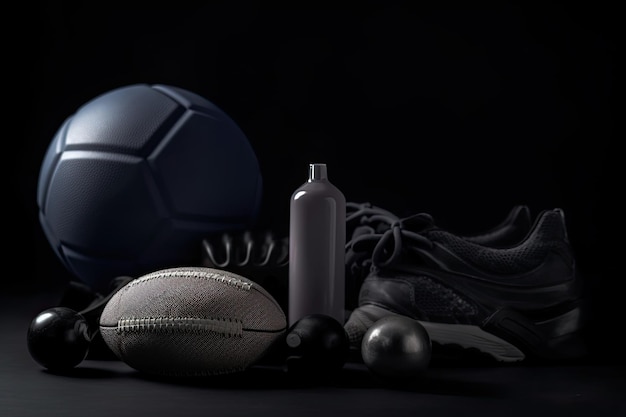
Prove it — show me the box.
[361,315,431,379]
[99,266,287,377]
[37,84,262,292]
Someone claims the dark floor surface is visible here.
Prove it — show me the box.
[2,292,625,417]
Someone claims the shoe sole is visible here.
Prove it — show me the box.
[420,320,524,362]
[345,303,587,363]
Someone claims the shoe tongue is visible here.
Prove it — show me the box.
[400,213,435,231]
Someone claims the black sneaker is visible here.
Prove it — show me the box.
[345,203,533,312]
[344,207,588,363]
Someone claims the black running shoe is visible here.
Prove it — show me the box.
[345,202,533,312]
[344,207,587,363]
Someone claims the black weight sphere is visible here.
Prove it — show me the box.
[285,313,349,376]
[361,315,431,380]
[27,307,91,371]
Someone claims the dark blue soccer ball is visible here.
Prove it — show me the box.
[37,84,262,292]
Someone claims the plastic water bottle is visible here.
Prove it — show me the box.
[288,163,346,327]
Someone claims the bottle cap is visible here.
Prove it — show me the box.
[309,163,327,181]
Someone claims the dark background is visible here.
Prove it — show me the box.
[6,2,620,362]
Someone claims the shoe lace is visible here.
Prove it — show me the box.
[346,201,399,225]
[348,212,435,269]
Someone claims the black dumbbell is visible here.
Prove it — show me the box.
[27,276,133,372]
[284,313,349,377]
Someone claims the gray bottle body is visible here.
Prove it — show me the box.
[288,163,346,327]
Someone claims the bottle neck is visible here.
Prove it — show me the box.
[308,163,327,181]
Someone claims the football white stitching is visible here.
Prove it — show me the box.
[127,268,253,291]
[116,317,244,336]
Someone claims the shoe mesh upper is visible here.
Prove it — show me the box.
[427,210,566,275]
[402,273,479,322]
